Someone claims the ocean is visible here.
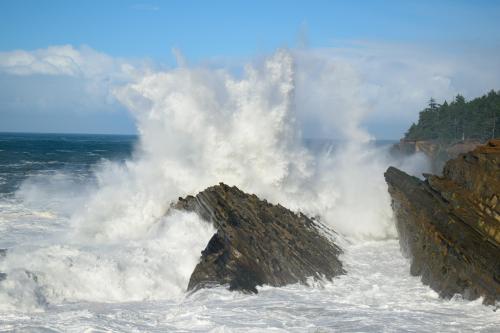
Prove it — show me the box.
[0,132,498,332]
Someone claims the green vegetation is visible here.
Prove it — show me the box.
[404,90,500,142]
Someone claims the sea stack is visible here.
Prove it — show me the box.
[174,183,345,293]
[385,140,500,304]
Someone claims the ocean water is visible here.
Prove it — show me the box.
[0,133,498,332]
[1,51,499,332]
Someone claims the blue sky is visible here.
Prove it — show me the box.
[2,0,499,60]
[1,0,500,138]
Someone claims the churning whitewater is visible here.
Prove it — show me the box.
[0,51,498,331]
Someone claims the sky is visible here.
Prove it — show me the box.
[1,0,500,138]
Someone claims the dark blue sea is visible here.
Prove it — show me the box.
[0,133,395,195]
[0,133,137,195]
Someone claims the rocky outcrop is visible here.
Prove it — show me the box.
[391,139,482,174]
[174,183,345,293]
[385,140,500,304]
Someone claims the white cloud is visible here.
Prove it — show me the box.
[0,44,146,95]
[1,42,499,137]
[0,45,146,133]
[292,42,500,138]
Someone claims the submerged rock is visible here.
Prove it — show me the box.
[174,183,345,293]
[385,140,500,304]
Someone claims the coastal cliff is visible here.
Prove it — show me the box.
[174,183,345,293]
[390,139,482,173]
[385,140,500,304]
[392,90,499,172]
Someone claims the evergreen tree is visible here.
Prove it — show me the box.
[404,90,500,142]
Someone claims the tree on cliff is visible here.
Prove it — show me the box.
[404,90,500,142]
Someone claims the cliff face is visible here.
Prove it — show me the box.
[174,183,345,293]
[391,139,482,174]
[385,140,500,304]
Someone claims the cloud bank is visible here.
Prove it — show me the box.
[0,42,499,137]
[0,45,144,134]
[288,42,500,139]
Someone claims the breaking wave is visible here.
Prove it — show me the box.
[0,50,432,311]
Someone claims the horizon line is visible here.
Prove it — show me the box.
[0,131,400,141]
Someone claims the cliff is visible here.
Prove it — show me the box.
[174,183,345,293]
[390,139,482,174]
[404,91,500,143]
[393,90,500,172]
[385,140,500,304]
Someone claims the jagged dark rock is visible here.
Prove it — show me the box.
[385,139,500,304]
[173,183,345,293]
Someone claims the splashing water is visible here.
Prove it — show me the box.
[1,50,496,331]
[74,50,401,242]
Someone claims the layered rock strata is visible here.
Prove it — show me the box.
[385,140,500,304]
[174,183,345,293]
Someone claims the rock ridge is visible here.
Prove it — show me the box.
[173,183,345,293]
[385,139,500,304]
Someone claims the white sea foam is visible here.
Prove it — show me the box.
[0,241,498,332]
[0,210,214,311]
[4,49,480,331]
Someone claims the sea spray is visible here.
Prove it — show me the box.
[73,50,310,242]
[0,49,432,310]
[76,49,411,241]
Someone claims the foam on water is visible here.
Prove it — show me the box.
[0,241,497,332]
[0,50,497,330]
[0,208,214,311]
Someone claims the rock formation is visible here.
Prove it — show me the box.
[174,183,345,293]
[385,140,500,304]
[390,139,482,174]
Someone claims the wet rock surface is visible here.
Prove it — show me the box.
[385,140,500,304]
[174,183,345,293]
